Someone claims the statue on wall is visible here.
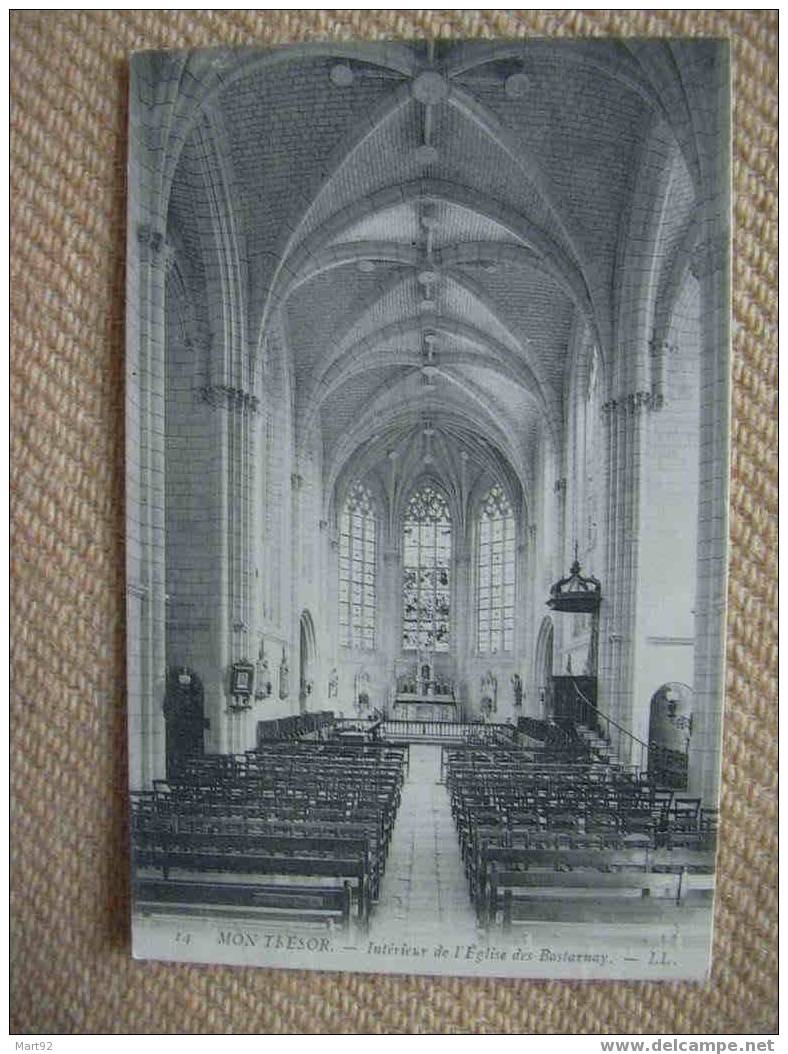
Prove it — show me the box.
[355,669,371,715]
[480,670,497,715]
[328,667,338,699]
[255,638,271,699]
[278,645,289,700]
[511,673,523,710]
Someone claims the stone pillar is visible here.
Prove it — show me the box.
[381,544,400,696]
[126,221,168,790]
[514,533,531,719]
[289,471,304,718]
[516,535,529,660]
[382,449,401,693]
[648,338,671,410]
[525,523,540,710]
[198,386,258,752]
[552,477,569,672]
[326,524,341,703]
[454,551,472,696]
[681,44,731,808]
[598,390,657,763]
[126,51,199,788]
[687,232,730,805]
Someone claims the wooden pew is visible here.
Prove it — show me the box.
[443,740,717,929]
[134,834,372,924]
[476,846,715,929]
[134,829,378,901]
[496,869,714,929]
[133,877,353,929]
[132,739,408,930]
[473,845,648,923]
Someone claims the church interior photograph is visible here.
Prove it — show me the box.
[126,37,730,978]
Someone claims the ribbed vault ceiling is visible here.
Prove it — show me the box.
[167,39,699,516]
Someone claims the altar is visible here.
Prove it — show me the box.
[393,661,458,722]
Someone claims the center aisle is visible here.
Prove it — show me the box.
[371,743,478,938]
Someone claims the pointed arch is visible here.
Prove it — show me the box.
[324,390,532,526]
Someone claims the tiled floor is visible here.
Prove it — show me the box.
[371,743,478,937]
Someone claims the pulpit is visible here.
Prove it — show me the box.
[551,675,598,728]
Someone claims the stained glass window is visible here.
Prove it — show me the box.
[402,485,452,652]
[477,484,515,653]
[339,482,376,649]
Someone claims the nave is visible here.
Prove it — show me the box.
[356,744,477,937]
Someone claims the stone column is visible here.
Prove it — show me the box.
[198,386,258,753]
[125,51,197,788]
[598,389,658,763]
[525,523,540,711]
[687,232,730,804]
[680,43,731,807]
[382,450,401,694]
[127,221,169,789]
[454,551,472,709]
[380,545,400,703]
[289,471,304,718]
[552,477,569,673]
[519,517,541,714]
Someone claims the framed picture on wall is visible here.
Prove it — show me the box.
[230,662,254,697]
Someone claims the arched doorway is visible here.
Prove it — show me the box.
[534,616,554,719]
[299,610,317,714]
[163,666,207,778]
[648,682,693,789]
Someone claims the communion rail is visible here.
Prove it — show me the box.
[332,718,517,746]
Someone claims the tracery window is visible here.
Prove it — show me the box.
[338,481,376,649]
[402,484,451,651]
[477,484,515,653]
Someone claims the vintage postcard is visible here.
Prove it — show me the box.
[126,38,730,980]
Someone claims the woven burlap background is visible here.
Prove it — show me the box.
[10,9,777,1036]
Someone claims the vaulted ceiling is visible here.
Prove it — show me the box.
[167,39,700,518]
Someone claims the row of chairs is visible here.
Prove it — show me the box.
[482,846,716,930]
[445,746,717,929]
[132,743,408,931]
